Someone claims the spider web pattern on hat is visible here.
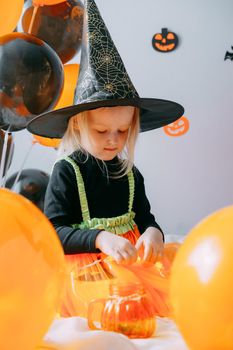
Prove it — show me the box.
[74,0,139,104]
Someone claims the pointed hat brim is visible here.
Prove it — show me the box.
[27,97,184,138]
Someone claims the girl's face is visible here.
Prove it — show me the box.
[80,106,135,161]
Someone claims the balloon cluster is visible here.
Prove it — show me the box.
[0,0,80,202]
[0,5,76,349]
[0,0,82,133]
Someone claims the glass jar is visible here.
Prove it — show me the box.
[88,281,156,338]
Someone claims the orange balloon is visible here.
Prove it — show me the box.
[55,63,80,110]
[0,189,65,350]
[33,134,61,148]
[0,0,24,36]
[33,0,66,6]
[170,206,233,350]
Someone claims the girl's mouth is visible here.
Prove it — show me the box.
[104,148,117,151]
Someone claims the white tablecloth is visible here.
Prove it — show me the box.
[42,316,189,350]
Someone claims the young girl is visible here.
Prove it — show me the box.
[27,0,184,318]
[44,105,168,317]
[46,105,164,266]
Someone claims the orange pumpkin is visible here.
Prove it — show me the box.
[163,116,189,137]
[152,28,178,52]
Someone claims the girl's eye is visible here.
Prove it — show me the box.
[118,129,128,134]
[96,130,107,134]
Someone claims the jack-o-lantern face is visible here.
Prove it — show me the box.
[163,116,189,137]
[152,28,178,52]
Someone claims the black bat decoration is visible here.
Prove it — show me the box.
[224,46,233,61]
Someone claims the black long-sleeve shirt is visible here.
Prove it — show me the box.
[44,151,163,254]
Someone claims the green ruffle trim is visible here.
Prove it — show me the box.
[73,211,136,235]
[64,156,91,221]
[127,169,134,213]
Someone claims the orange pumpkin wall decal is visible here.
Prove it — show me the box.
[163,116,189,137]
[152,28,178,52]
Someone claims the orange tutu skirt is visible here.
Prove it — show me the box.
[60,227,180,319]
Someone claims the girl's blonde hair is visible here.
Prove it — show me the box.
[57,107,140,177]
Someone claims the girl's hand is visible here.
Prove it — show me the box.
[95,231,138,264]
[135,227,164,264]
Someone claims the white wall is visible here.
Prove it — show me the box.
[9,0,233,237]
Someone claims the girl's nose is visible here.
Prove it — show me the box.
[107,131,118,144]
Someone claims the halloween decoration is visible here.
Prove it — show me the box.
[0,32,64,132]
[152,28,178,52]
[21,0,84,64]
[170,206,233,350]
[5,169,50,211]
[0,188,64,350]
[163,116,189,137]
[224,46,233,61]
[88,281,156,338]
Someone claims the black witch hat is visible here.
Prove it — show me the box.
[27,0,184,138]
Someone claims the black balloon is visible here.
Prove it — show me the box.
[0,32,64,132]
[5,169,50,211]
[20,0,84,64]
[0,130,14,177]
